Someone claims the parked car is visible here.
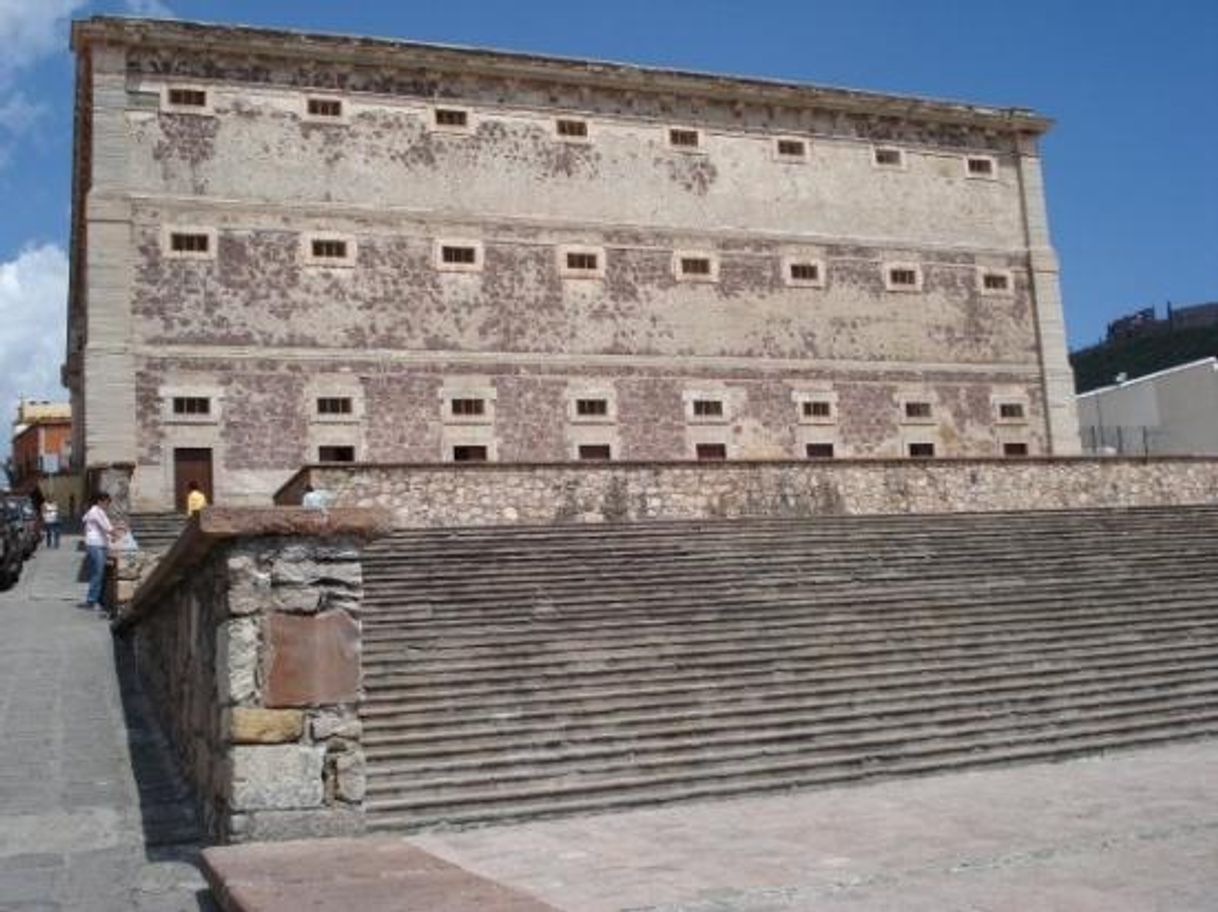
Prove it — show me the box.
[3,496,39,559]
[0,498,24,589]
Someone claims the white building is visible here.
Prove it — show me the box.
[1077,358,1218,455]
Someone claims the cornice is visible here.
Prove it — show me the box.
[70,16,1052,136]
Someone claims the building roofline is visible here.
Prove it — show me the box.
[1077,357,1218,399]
[70,16,1053,135]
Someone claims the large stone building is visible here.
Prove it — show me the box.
[65,17,1079,510]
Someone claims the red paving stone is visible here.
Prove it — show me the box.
[201,838,559,912]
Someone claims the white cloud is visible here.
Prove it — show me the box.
[0,0,87,78]
[0,92,43,132]
[0,244,69,460]
[123,0,175,17]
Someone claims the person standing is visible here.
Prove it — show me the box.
[185,481,208,516]
[41,498,61,549]
[82,492,115,612]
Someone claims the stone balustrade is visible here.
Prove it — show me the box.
[120,507,391,843]
[274,457,1218,528]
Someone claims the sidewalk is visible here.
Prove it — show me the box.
[0,538,213,911]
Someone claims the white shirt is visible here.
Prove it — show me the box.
[83,504,113,548]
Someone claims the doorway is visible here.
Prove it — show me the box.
[173,448,214,512]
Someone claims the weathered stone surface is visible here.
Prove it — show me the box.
[229,745,325,811]
[334,752,366,803]
[217,617,259,704]
[225,809,365,842]
[227,708,304,744]
[311,709,362,741]
[263,611,360,708]
[270,558,362,588]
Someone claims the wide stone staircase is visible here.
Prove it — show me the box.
[359,505,1218,832]
[129,511,187,553]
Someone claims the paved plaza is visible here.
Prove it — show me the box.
[0,539,212,911]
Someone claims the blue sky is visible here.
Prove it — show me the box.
[0,0,1215,440]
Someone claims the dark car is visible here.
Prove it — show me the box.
[0,499,24,589]
[3,496,39,559]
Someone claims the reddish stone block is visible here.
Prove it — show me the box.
[263,611,359,707]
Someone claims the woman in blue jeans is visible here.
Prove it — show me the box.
[81,492,114,611]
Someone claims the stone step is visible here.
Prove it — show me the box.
[365,718,1218,832]
[364,680,1218,789]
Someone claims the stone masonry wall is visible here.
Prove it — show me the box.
[276,459,1218,528]
[127,509,387,843]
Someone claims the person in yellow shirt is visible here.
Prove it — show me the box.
[185,481,208,516]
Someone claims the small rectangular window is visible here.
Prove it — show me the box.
[802,400,832,419]
[681,257,712,276]
[805,443,835,459]
[966,156,996,177]
[669,128,700,149]
[981,271,1012,293]
[575,398,608,417]
[317,397,353,415]
[566,252,599,272]
[451,398,485,417]
[578,444,612,461]
[695,443,727,461]
[307,98,343,118]
[908,442,935,458]
[790,263,820,283]
[556,118,588,138]
[905,401,933,419]
[435,108,468,128]
[889,267,919,288]
[999,402,1025,420]
[170,232,210,255]
[452,445,488,462]
[874,147,904,168]
[168,87,207,108]
[1003,442,1029,457]
[311,239,349,260]
[318,445,355,463]
[172,397,210,415]
[692,399,724,418]
[776,138,807,158]
[442,245,478,265]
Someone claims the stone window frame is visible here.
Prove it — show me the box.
[430,105,475,134]
[772,137,810,163]
[792,389,838,425]
[667,126,705,153]
[883,262,924,293]
[1002,440,1030,457]
[906,440,937,458]
[872,145,907,170]
[964,154,999,180]
[673,250,720,283]
[978,267,1014,297]
[684,389,730,426]
[899,395,937,426]
[317,444,358,463]
[782,255,826,289]
[299,233,357,268]
[443,434,498,463]
[161,386,223,426]
[440,383,496,426]
[303,95,349,124]
[567,386,617,425]
[574,442,614,461]
[557,245,607,280]
[312,395,361,426]
[805,442,836,459]
[994,396,1029,425]
[160,83,214,116]
[162,226,218,262]
[554,117,592,143]
[434,239,485,274]
[690,439,731,461]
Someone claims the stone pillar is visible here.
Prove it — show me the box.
[1016,134,1082,455]
[88,461,135,525]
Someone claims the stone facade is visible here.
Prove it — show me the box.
[67,17,1080,511]
[125,507,388,842]
[276,459,1218,528]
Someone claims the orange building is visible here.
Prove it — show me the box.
[9,402,77,509]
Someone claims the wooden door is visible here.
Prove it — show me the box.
[173,448,214,512]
